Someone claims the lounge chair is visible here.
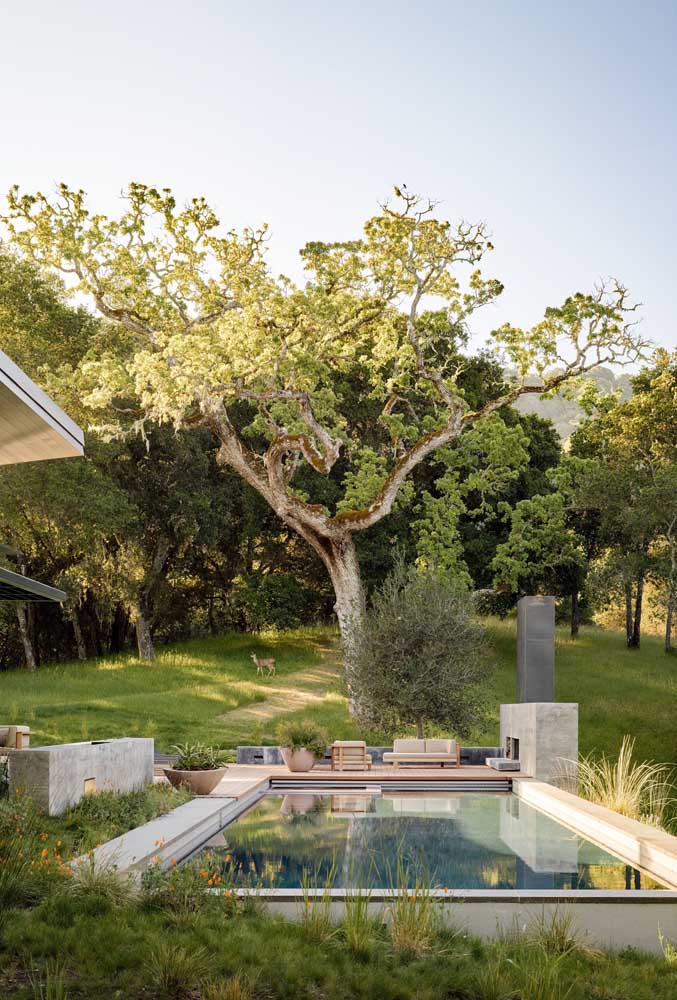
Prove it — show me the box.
[0,725,30,750]
[330,740,372,771]
[382,738,460,768]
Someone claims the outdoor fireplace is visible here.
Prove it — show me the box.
[505,736,520,760]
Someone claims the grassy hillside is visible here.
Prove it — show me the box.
[1,621,675,771]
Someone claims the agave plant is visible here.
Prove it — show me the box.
[172,743,228,771]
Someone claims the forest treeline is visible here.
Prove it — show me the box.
[0,250,675,668]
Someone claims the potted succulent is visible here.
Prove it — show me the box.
[164,742,229,794]
[276,719,328,772]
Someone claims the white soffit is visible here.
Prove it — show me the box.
[0,348,84,465]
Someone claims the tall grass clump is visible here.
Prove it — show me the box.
[65,853,137,908]
[659,926,677,965]
[575,736,675,829]
[146,941,209,999]
[299,861,337,941]
[29,958,70,1000]
[203,976,254,1000]
[526,906,601,959]
[383,855,440,957]
[510,946,574,1000]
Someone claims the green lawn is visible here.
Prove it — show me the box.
[1,620,675,771]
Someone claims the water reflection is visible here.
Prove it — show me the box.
[188,792,664,891]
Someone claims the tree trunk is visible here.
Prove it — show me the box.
[570,590,580,637]
[133,600,155,661]
[16,603,37,671]
[110,601,129,654]
[665,583,675,654]
[416,718,424,739]
[624,583,633,645]
[68,607,87,661]
[628,570,644,649]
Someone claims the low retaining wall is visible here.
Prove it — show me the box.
[236,745,503,766]
[8,738,154,816]
[254,890,677,956]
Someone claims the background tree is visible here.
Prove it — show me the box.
[351,560,493,738]
[571,350,677,650]
[2,184,647,699]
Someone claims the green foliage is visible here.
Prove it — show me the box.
[172,742,229,770]
[64,854,137,909]
[275,718,328,757]
[492,491,585,595]
[147,941,210,999]
[352,560,493,737]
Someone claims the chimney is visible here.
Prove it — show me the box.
[516,596,555,702]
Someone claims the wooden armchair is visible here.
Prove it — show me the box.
[330,740,372,771]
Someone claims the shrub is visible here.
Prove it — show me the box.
[172,743,229,770]
[351,558,493,737]
[275,719,328,757]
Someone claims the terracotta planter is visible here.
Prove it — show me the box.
[280,747,316,772]
[163,766,228,794]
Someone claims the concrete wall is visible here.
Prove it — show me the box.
[8,738,154,815]
[500,703,578,783]
[236,745,503,766]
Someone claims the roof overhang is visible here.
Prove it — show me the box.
[0,565,66,603]
[0,348,84,465]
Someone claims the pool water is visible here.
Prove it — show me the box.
[189,791,667,891]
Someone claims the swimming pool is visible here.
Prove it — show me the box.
[188,790,667,890]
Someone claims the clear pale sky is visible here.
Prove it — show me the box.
[1,0,675,354]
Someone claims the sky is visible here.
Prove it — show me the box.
[1,0,676,358]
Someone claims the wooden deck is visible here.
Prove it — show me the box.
[192,763,524,798]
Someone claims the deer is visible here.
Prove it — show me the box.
[250,652,276,676]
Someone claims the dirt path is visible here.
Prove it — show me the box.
[216,661,341,725]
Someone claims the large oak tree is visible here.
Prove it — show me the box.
[2,183,648,697]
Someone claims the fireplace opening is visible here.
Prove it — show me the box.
[505,736,520,760]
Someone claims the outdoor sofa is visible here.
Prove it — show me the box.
[382,738,461,768]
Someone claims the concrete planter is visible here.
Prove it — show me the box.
[164,766,228,794]
[280,748,316,772]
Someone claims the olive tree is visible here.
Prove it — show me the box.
[351,561,493,738]
[2,183,648,690]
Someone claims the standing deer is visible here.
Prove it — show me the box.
[250,652,276,676]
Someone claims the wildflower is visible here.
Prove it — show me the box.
[41,848,48,858]
[200,869,208,878]
[56,840,62,847]
[207,879,213,886]
[170,858,177,866]
[40,832,48,841]
[152,856,160,865]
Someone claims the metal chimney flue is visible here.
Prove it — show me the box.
[516,596,555,702]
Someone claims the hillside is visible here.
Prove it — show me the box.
[511,366,632,441]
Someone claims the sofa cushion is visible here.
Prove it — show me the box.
[425,739,453,754]
[384,752,453,760]
[392,739,425,753]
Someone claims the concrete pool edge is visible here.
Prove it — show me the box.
[513,778,677,889]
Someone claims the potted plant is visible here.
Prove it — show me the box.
[164,742,229,794]
[275,719,328,772]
